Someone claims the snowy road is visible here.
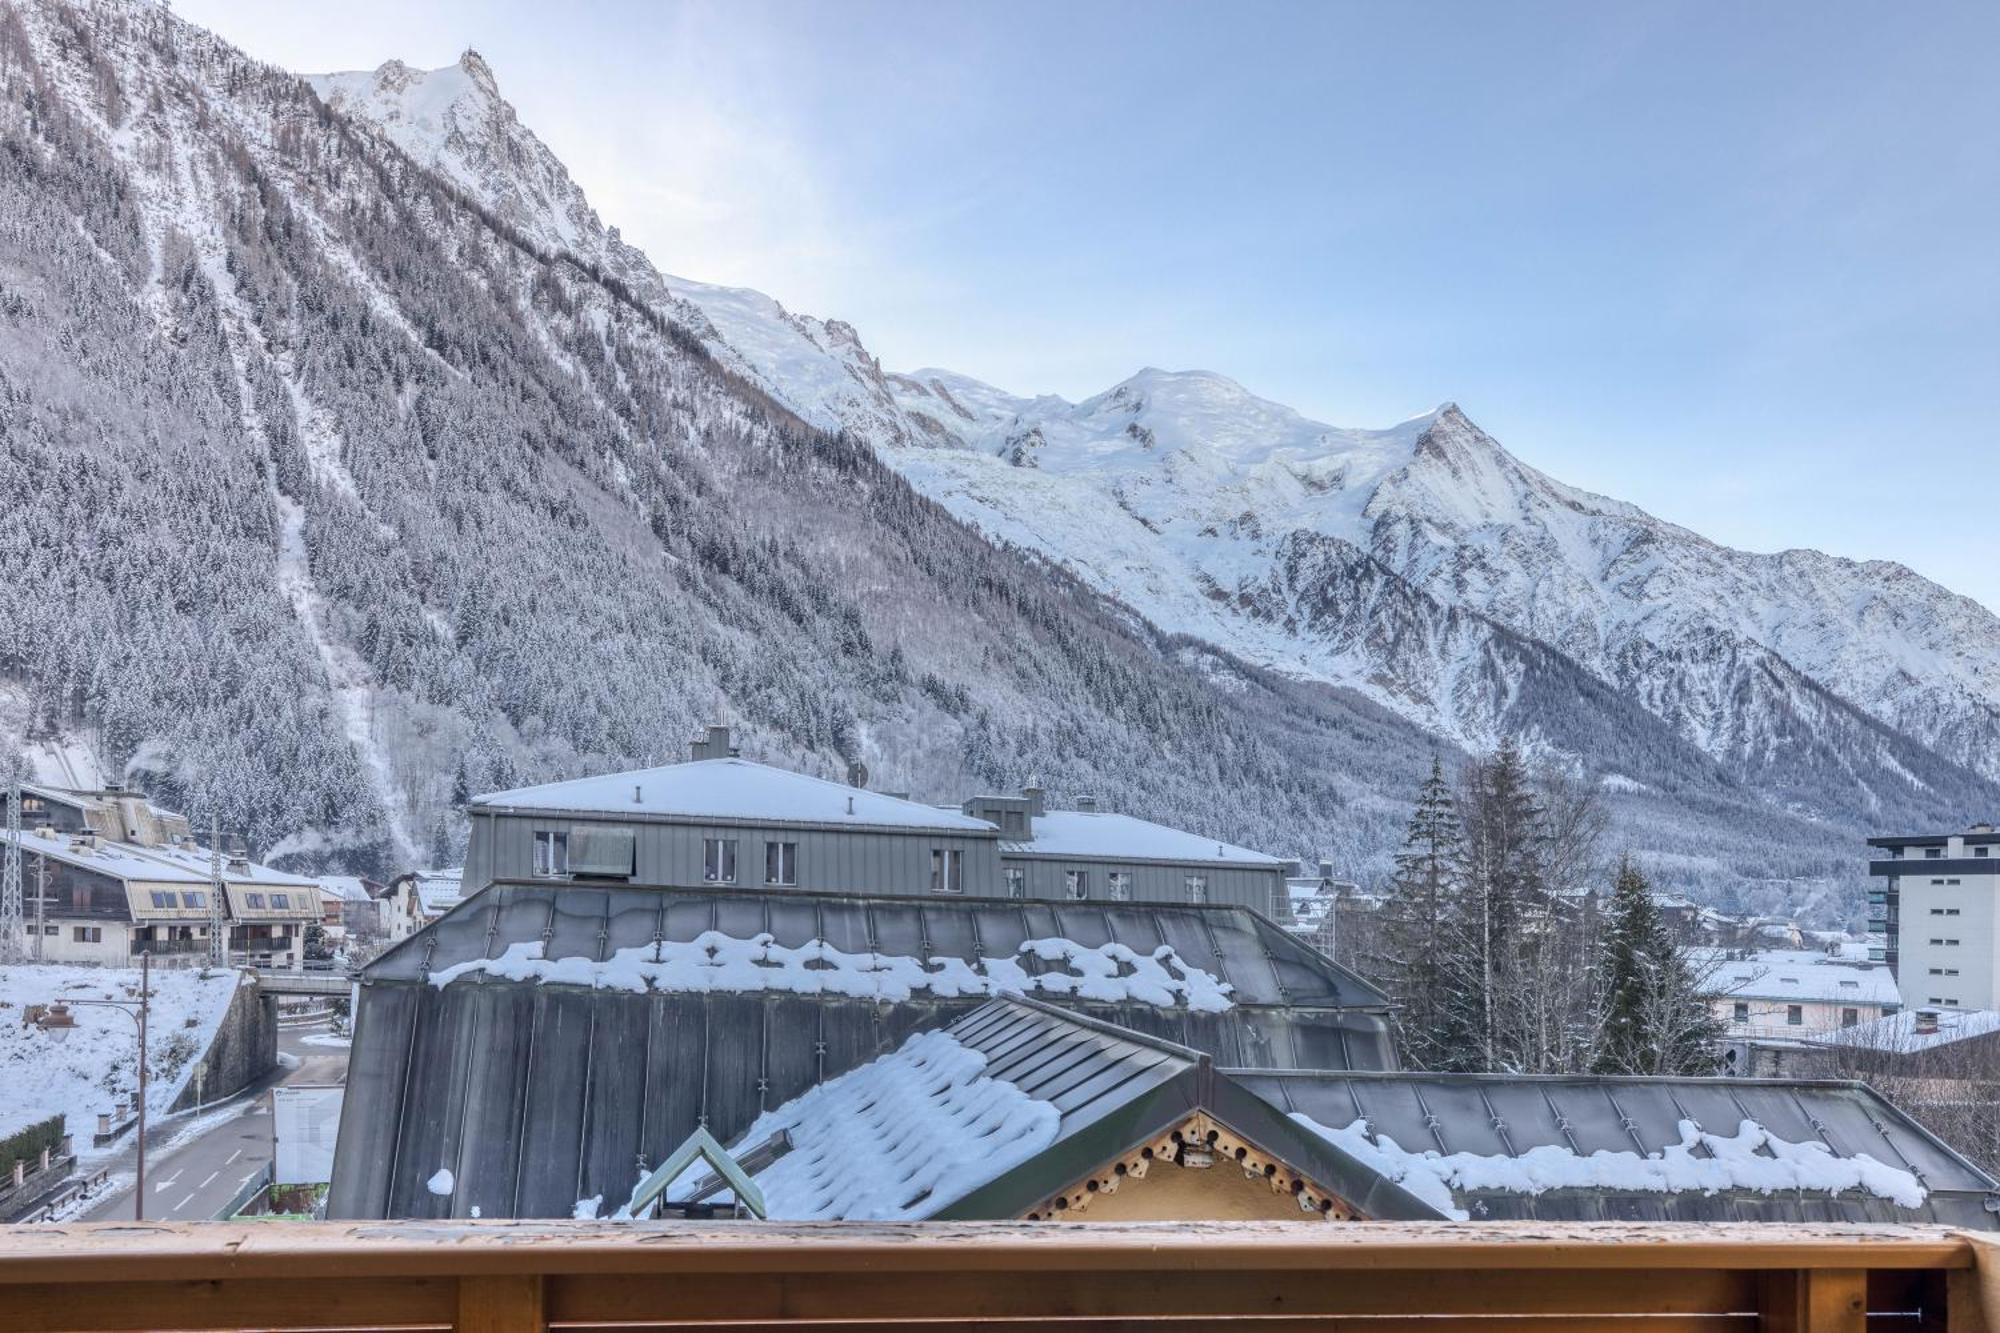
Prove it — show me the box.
[79,1023,350,1221]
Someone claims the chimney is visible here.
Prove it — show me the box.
[1021,781,1045,817]
[690,724,737,762]
[1075,795,1097,814]
[1914,1010,1940,1036]
[1318,859,1335,881]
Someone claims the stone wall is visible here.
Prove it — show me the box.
[170,977,276,1113]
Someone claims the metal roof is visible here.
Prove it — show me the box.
[330,886,1395,1220]
[1227,1069,2000,1227]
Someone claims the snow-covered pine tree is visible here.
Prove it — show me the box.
[1372,755,1463,1070]
[1592,857,1724,1075]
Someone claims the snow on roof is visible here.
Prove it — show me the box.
[1699,950,1901,1005]
[1288,1112,1927,1222]
[426,930,1235,1012]
[412,869,464,915]
[3,827,210,883]
[1820,1008,2000,1054]
[1004,810,1284,866]
[472,758,996,833]
[695,1028,1061,1221]
[317,876,375,903]
[134,843,317,888]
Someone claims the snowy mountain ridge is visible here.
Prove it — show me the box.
[306,52,2000,798]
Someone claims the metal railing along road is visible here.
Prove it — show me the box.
[0,1221,1996,1332]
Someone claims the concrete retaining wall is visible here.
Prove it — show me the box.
[170,978,277,1114]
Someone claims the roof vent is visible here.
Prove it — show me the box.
[1020,781,1045,817]
[1915,1009,1940,1036]
[1075,795,1097,814]
[633,784,643,804]
[227,855,251,873]
[67,831,97,852]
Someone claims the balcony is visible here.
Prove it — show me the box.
[0,1221,1994,1331]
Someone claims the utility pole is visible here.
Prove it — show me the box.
[32,951,153,1219]
[1,775,24,964]
[207,811,227,969]
[32,852,47,962]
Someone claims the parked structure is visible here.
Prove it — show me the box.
[0,810,320,967]
[462,726,1292,914]
[1867,824,2000,1010]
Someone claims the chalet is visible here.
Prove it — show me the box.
[383,868,465,940]
[2,825,320,966]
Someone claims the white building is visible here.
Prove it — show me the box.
[1702,948,1902,1040]
[1867,824,2000,1011]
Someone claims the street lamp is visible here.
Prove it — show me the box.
[32,951,152,1220]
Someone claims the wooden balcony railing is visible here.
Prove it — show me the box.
[0,1221,1994,1332]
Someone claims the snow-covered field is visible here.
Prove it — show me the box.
[0,964,240,1153]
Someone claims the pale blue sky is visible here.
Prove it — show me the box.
[184,1,2000,611]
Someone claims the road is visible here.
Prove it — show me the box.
[79,1021,351,1221]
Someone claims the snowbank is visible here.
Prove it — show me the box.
[1292,1113,1928,1221]
[428,930,1235,1012]
[0,964,242,1153]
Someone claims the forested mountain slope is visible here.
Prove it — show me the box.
[1,2,1992,920]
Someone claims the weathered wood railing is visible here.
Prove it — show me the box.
[0,1221,1994,1331]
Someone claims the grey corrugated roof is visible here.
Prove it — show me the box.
[331,887,1395,1220]
[1227,1069,2000,1227]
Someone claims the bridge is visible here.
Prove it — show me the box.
[248,970,352,997]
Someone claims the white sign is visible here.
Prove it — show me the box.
[272,1085,343,1186]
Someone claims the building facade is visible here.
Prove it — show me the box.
[463,727,1292,914]
[1,787,321,966]
[1867,824,2000,1010]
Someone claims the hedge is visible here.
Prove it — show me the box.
[0,1115,65,1174]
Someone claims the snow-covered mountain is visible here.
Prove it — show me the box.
[312,49,2000,838]
[3,5,1994,918]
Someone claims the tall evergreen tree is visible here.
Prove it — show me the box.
[1437,740,1547,1071]
[1592,857,1724,1075]
[1373,755,1463,1070]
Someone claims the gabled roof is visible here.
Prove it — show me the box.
[471,758,996,833]
[700,997,1439,1224]
[1228,1069,2000,1227]
[0,830,313,889]
[331,888,1395,1220]
[1002,810,1284,866]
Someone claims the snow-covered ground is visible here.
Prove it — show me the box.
[0,964,241,1153]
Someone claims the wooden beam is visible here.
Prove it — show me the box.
[1760,1268,1867,1333]
[457,1275,543,1333]
[1954,1232,2000,1333]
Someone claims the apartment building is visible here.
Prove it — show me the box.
[1,784,321,966]
[1867,823,2000,1010]
[462,726,1292,913]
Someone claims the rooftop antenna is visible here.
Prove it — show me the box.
[207,810,227,968]
[1,775,24,964]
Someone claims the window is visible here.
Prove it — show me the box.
[1930,908,1946,915]
[1785,1005,1803,1026]
[1946,939,1960,946]
[1924,847,1943,859]
[1183,874,1207,904]
[930,849,964,895]
[1947,878,1962,885]
[182,891,205,908]
[1064,870,1089,901]
[703,838,737,884]
[1931,878,1946,886]
[42,924,56,936]
[1976,847,1991,858]
[764,841,797,887]
[533,831,570,878]
[72,926,101,943]
[270,893,289,909]
[1732,1001,1749,1024]
[1947,908,1961,915]
[245,893,266,909]
[148,891,175,908]
[1107,872,1131,902]
[1841,1008,1859,1027]
[1003,867,1026,899]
